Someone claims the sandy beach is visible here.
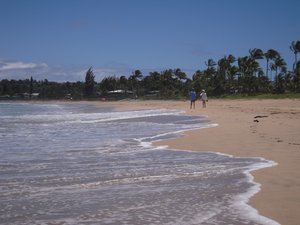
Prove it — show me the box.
[98,98,300,225]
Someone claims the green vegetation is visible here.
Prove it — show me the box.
[210,93,300,100]
[1,41,300,100]
[84,67,96,98]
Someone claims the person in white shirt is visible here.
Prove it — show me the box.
[200,90,208,108]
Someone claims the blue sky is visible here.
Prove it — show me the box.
[0,0,299,82]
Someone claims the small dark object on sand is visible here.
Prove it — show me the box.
[254,115,268,118]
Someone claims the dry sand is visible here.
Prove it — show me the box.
[99,98,300,225]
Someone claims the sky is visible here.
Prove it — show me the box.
[0,0,299,82]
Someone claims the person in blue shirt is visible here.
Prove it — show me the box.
[189,88,197,109]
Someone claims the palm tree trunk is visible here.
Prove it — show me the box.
[266,58,269,78]
[295,53,298,72]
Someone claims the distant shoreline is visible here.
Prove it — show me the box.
[1,91,300,103]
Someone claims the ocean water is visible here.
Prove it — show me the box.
[0,102,279,225]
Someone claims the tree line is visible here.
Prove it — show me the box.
[1,41,299,100]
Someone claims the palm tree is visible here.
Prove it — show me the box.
[237,56,260,93]
[160,69,177,97]
[204,58,217,84]
[249,48,264,60]
[84,67,95,97]
[173,68,187,96]
[290,40,300,71]
[270,56,287,92]
[29,76,33,98]
[215,57,229,94]
[201,59,216,93]
[143,71,161,93]
[192,70,205,93]
[273,57,287,76]
[129,70,143,96]
[292,61,300,92]
[174,68,187,81]
[119,76,128,91]
[224,55,237,91]
[264,49,280,80]
[205,59,216,70]
[132,69,143,80]
[237,56,248,93]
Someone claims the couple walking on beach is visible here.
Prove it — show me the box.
[189,89,208,109]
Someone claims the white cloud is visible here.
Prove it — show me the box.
[0,61,47,71]
[0,59,133,82]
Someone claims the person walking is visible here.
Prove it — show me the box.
[189,88,197,109]
[200,90,208,108]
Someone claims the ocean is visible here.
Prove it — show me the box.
[0,102,279,225]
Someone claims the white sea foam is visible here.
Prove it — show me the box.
[0,108,182,125]
[0,103,281,225]
[230,159,279,225]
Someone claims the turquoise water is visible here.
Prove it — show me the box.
[0,102,278,225]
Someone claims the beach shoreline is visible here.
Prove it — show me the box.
[91,99,300,225]
[9,98,299,224]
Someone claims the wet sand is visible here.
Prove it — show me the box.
[97,99,300,225]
